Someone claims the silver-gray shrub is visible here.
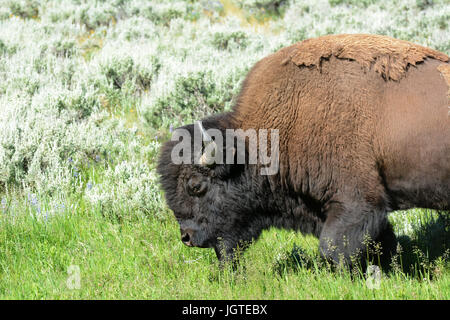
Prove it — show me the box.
[0,0,447,224]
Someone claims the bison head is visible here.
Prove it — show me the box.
[157,116,268,263]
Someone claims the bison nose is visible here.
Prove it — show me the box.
[181,229,194,247]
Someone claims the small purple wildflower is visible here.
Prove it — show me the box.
[54,203,65,212]
[28,194,41,216]
[95,155,101,162]
[31,195,38,207]
[1,197,6,210]
[169,124,174,133]
[87,181,93,190]
[155,135,158,141]
[68,157,73,163]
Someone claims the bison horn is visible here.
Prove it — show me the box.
[195,121,217,166]
[196,120,212,142]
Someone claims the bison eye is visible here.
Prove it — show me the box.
[187,177,207,196]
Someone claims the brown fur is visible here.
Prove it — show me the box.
[289,34,448,81]
[231,35,449,208]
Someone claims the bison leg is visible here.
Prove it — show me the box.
[319,200,396,269]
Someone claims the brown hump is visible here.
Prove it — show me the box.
[290,34,449,81]
[437,63,450,99]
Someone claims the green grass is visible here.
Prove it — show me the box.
[0,200,448,299]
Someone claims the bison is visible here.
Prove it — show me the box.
[157,34,450,268]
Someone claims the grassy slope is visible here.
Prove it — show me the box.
[0,205,448,299]
[0,0,449,299]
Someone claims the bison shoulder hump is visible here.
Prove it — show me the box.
[288,34,449,81]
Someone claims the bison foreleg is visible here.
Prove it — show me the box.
[319,201,396,269]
